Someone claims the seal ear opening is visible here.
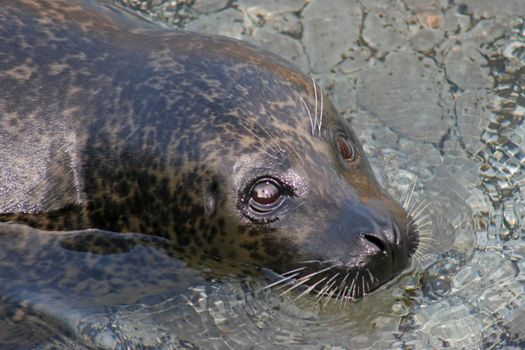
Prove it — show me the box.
[203,179,219,216]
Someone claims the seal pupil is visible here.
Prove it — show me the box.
[337,135,355,161]
[252,181,280,205]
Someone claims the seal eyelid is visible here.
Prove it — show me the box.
[335,132,359,163]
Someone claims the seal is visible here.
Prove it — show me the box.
[0,0,419,301]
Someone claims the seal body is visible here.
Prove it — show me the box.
[0,0,418,299]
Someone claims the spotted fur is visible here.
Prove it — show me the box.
[0,0,418,302]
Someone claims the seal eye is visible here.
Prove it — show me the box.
[336,134,357,162]
[249,178,284,214]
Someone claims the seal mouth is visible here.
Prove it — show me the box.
[264,262,386,303]
[261,214,421,303]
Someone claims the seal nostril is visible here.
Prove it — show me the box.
[362,234,387,254]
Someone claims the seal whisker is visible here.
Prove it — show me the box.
[417,238,435,249]
[316,274,339,301]
[318,83,324,137]
[415,241,434,254]
[251,118,287,158]
[339,285,349,307]
[349,271,359,300]
[295,92,315,135]
[412,215,432,227]
[280,266,307,276]
[409,200,430,221]
[335,272,350,301]
[366,268,377,284]
[323,285,338,306]
[411,247,429,265]
[347,279,355,300]
[410,253,422,265]
[292,276,328,301]
[416,235,435,242]
[298,259,339,264]
[409,200,430,219]
[314,278,332,298]
[238,122,282,161]
[315,272,340,299]
[402,178,418,209]
[411,235,437,261]
[343,287,351,308]
[279,276,312,297]
[418,231,433,237]
[259,272,301,291]
[410,204,431,221]
[238,121,271,148]
[412,249,425,261]
[312,76,319,138]
[414,219,432,229]
[299,264,339,280]
[416,239,433,248]
[276,264,338,296]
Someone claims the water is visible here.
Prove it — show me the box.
[2,0,525,348]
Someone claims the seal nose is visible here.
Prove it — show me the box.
[361,233,388,255]
[325,202,409,272]
[289,201,416,300]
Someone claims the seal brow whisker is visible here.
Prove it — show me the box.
[238,123,281,161]
[312,76,318,138]
[252,118,287,158]
[238,121,269,146]
[295,92,315,135]
[318,83,324,137]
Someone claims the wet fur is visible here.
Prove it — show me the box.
[0,0,418,302]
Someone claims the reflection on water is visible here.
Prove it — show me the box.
[1,0,525,348]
